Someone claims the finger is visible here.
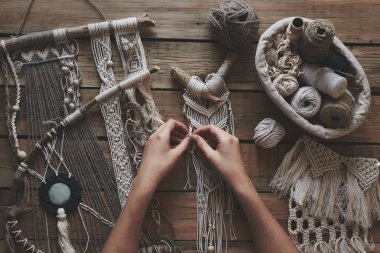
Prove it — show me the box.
[173,136,191,154]
[191,134,217,159]
[193,125,223,139]
[163,119,189,136]
[170,135,184,145]
[172,129,187,139]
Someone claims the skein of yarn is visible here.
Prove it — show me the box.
[274,73,299,97]
[298,19,335,63]
[291,86,321,118]
[319,90,355,128]
[208,0,260,50]
[299,63,347,99]
[253,118,285,148]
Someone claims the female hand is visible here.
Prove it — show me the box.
[191,125,249,189]
[138,119,191,188]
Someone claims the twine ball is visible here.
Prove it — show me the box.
[291,86,321,118]
[208,0,260,50]
[274,73,299,97]
[253,118,285,148]
[319,90,355,128]
[298,19,335,63]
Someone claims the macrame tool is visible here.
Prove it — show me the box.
[291,86,321,118]
[253,118,285,149]
[299,63,347,99]
[170,2,260,252]
[271,136,380,253]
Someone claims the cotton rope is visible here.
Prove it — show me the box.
[273,73,299,97]
[298,19,335,63]
[253,118,285,148]
[208,0,260,50]
[319,90,355,128]
[291,86,321,118]
[299,63,347,99]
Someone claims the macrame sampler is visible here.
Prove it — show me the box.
[271,136,380,253]
[1,17,171,253]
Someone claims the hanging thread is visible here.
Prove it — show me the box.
[298,19,335,63]
[291,86,321,118]
[299,63,347,99]
[274,73,299,97]
[253,118,285,149]
[319,90,355,128]
[208,0,260,50]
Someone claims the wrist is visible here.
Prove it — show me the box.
[230,173,257,199]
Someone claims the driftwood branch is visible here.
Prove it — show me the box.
[170,51,237,102]
[3,14,155,53]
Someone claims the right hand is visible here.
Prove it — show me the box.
[191,125,249,188]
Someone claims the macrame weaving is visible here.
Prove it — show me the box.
[182,73,236,253]
[2,17,173,253]
[271,136,380,253]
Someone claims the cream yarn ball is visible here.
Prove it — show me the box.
[253,118,285,148]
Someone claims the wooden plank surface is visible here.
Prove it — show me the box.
[1,1,380,252]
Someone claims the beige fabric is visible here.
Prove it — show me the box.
[255,17,371,139]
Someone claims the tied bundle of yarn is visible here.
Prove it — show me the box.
[319,90,355,128]
[274,73,299,97]
[299,63,347,99]
[298,19,335,63]
[208,0,260,50]
[291,86,321,118]
[253,118,285,148]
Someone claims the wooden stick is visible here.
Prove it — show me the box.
[3,14,155,53]
[15,66,160,180]
[170,51,237,102]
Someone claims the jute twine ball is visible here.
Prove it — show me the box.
[274,73,299,97]
[291,86,321,118]
[298,19,335,63]
[208,0,260,50]
[319,90,355,128]
[253,118,285,148]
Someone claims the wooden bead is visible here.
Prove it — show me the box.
[69,103,75,110]
[64,98,70,104]
[12,105,20,112]
[106,60,114,68]
[67,88,74,94]
[72,79,79,86]
[207,245,215,252]
[17,150,27,160]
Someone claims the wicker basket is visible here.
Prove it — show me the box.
[255,17,371,139]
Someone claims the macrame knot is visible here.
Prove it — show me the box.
[57,208,67,221]
[253,118,285,148]
[205,73,225,95]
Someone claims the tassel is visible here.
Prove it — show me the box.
[350,236,366,253]
[57,208,76,253]
[314,241,332,253]
[334,237,352,253]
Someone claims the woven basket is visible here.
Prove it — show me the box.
[255,17,371,139]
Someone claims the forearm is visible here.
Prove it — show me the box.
[231,176,298,253]
[101,171,157,253]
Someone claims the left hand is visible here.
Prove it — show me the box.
[138,119,191,188]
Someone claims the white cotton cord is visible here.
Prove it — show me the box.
[56,208,75,253]
[79,203,115,228]
[78,206,89,253]
[53,28,68,43]
[188,76,205,96]
[253,118,285,149]
[291,86,321,118]
[299,63,347,99]
[45,211,51,253]
[205,73,225,95]
[184,149,193,190]
[112,17,138,33]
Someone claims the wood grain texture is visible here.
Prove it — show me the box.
[0,0,379,44]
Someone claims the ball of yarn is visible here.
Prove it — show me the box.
[274,73,299,97]
[298,19,335,63]
[208,0,260,50]
[253,118,285,148]
[291,86,321,118]
[319,90,355,128]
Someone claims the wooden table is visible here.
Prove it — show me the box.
[0,0,379,252]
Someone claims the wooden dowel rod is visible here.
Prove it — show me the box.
[3,15,155,53]
[16,66,160,179]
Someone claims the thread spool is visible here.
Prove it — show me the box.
[253,118,285,148]
[291,86,321,118]
[208,0,260,50]
[298,19,335,63]
[274,73,299,97]
[286,17,304,45]
[299,63,347,99]
[319,90,355,128]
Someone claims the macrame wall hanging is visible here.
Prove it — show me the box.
[271,136,380,253]
[1,16,173,253]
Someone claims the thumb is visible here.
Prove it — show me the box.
[173,136,191,154]
[191,134,216,159]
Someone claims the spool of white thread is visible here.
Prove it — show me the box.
[299,63,347,99]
